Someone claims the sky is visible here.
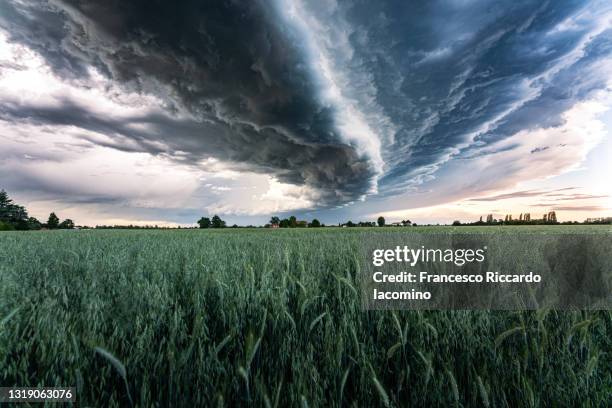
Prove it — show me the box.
[0,0,611,226]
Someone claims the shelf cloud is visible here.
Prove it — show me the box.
[0,0,379,206]
[0,0,611,223]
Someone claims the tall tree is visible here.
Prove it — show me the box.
[309,219,321,228]
[289,216,297,228]
[377,216,385,227]
[0,190,29,229]
[211,215,226,228]
[269,216,280,226]
[0,190,12,209]
[47,212,60,229]
[197,217,211,229]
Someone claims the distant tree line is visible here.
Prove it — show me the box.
[197,215,227,228]
[342,220,376,227]
[583,217,612,225]
[94,225,171,229]
[0,190,75,231]
[451,211,609,226]
[338,217,416,227]
[264,215,416,228]
[264,216,323,228]
[452,219,585,226]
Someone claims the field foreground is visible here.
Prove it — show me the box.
[0,227,610,406]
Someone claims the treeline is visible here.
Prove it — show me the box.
[583,217,612,225]
[0,190,75,231]
[264,216,415,228]
[197,215,226,228]
[95,225,170,229]
[197,215,263,229]
[266,216,323,228]
[338,217,415,227]
[451,219,565,226]
[195,215,413,229]
[451,218,608,226]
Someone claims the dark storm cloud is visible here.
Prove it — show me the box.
[334,0,611,194]
[0,0,376,205]
[1,0,611,209]
[0,0,91,77]
[0,96,372,202]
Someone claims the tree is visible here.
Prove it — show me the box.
[27,217,41,230]
[47,212,60,229]
[211,215,226,228]
[0,190,13,214]
[279,218,290,228]
[309,218,321,228]
[401,219,411,226]
[59,219,75,229]
[289,216,297,228]
[377,216,385,227]
[197,217,211,228]
[452,220,461,226]
[270,216,280,226]
[0,220,14,231]
[0,191,12,218]
[0,190,28,229]
[346,220,355,227]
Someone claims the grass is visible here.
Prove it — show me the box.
[0,226,610,406]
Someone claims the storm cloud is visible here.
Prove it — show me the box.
[0,0,379,205]
[0,0,611,217]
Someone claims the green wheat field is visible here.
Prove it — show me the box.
[1,226,610,406]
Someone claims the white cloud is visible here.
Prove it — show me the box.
[462,87,611,191]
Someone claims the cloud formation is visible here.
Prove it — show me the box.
[0,0,611,223]
[0,0,379,206]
